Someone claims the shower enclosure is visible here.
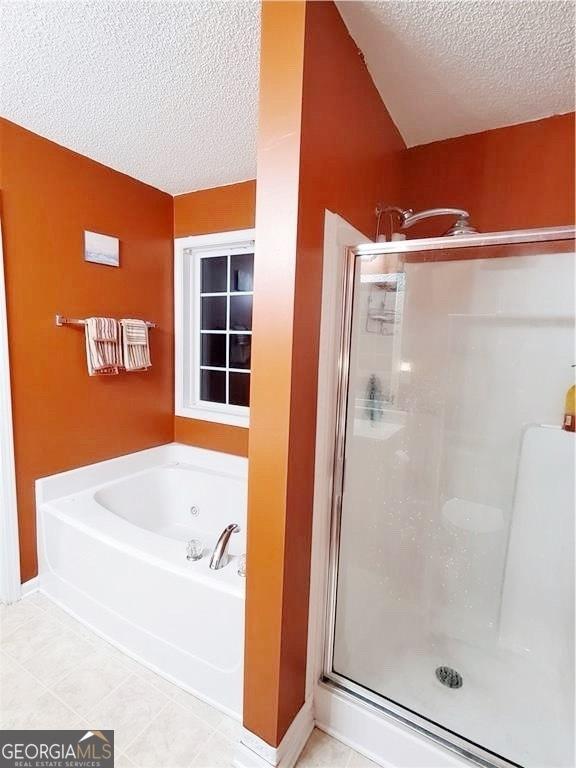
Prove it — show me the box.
[324,227,575,768]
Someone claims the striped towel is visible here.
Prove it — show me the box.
[85,317,122,376]
[120,319,151,371]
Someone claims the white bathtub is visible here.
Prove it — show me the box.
[36,443,247,717]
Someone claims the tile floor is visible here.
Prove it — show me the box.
[0,593,377,768]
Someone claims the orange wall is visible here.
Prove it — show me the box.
[173,180,255,456]
[402,114,575,236]
[174,418,248,456]
[174,180,256,238]
[0,118,174,582]
[244,0,405,746]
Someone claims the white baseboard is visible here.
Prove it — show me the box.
[234,701,314,768]
[21,576,40,597]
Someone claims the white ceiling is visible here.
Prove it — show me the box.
[337,0,575,147]
[0,1,260,195]
[1,2,573,195]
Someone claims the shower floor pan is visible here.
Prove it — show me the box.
[334,628,573,768]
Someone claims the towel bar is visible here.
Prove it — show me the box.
[56,314,156,328]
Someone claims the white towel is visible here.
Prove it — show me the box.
[120,319,151,371]
[85,317,122,376]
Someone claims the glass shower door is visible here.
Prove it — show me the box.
[327,232,575,768]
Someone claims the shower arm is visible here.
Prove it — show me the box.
[399,207,471,229]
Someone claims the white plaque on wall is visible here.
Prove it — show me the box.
[84,231,120,267]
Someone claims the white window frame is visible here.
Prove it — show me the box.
[175,229,255,428]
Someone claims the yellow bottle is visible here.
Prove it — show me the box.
[563,367,576,432]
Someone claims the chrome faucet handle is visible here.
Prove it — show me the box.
[186,538,203,561]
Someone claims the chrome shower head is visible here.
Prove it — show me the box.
[400,208,478,236]
[443,214,478,237]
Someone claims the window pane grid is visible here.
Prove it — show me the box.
[200,330,252,335]
[200,366,249,373]
[198,251,253,409]
[225,255,230,405]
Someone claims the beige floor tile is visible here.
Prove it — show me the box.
[25,591,54,610]
[0,599,43,639]
[347,751,381,768]
[170,687,225,729]
[128,663,183,697]
[39,601,97,641]
[1,688,79,729]
[191,731,235,768]
[0,650,18,679]
[1,612,64,662]
[0,653,48,728]
[50,648,132,716]
[0,651,46,712]
[124,700,213,768]
[83,631,131,661]
[297,729,352,768]
[20,627,96,685]
[86,674,170,754]
[215,713,242,742]
[114,753,136,767]
[124,663,225,729]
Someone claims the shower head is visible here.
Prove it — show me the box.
[375,205,478,238]
[400,207,478,236]
[443,216,479,237]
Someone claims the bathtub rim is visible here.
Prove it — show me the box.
[36,442,247,505]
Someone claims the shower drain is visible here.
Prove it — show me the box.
[435,666,463,689]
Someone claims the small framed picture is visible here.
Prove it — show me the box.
[84,230,120,267]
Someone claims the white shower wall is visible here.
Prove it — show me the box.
[400,251,573,641]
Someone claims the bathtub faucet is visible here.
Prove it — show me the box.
[209,523,240,570]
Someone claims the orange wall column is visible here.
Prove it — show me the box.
[243,0,406,748]
[243,0,307,747]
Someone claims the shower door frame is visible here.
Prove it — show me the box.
[322,225,576,768]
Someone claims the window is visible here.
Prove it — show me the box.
[175,229,255,427]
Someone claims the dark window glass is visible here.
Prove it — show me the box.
[230,253,254,292]
[201,296,226,330]
[200,369,226,403]
[201,256,227,293]
[229,372,250,406]
[230,295,253,331]
[229,334,251,369]
[201,334,226,368]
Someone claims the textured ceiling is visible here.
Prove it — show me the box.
[1,2,573,194]
[337,0,576,147]
[0,1,260,194]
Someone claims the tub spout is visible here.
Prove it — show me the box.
[209,523,240,570]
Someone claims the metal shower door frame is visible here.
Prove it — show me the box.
[322,225,576,768]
